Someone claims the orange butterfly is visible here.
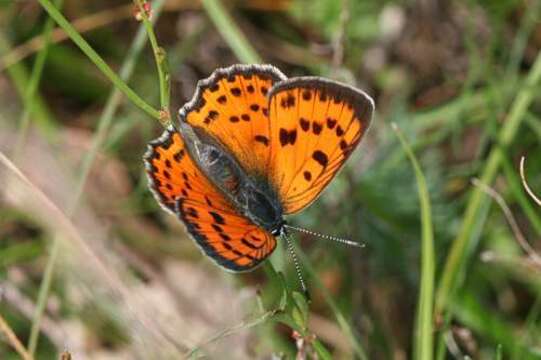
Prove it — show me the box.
[144,64,374,281]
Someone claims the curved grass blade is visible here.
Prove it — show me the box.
[392,123,435,360]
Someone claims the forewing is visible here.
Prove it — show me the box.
[267,77,374,214]
[144,127,276,271]
[180,64,286,176]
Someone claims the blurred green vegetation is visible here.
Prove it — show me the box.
[1,0,541,359]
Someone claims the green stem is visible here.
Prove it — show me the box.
[27,239,60,356]
[36,0,161,120]
[392,124,435,360]
[201,0,262,64]
[435,50,541,316]
[133,0,171,118]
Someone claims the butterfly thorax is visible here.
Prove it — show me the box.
[180,124,285,235]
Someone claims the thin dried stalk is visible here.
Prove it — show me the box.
[471,178,541,266]
[520,156,541,206]
[0,312,33,360]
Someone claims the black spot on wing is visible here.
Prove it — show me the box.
[279,129,297,146]
[219,233,231,241]
[300,117,310,132]
[241,238,258,250]
[326,117,337,129]
[254,135,269,146]
[209,211,226,224]
[312,150,328,167]
[217,95,227,104]
[209,110,218,119]
[312,122,323,135]
[280,92,296,109]
[173,149,185,162]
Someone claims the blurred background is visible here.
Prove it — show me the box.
[1,0,541,359]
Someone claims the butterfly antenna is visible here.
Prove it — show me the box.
[284,224,364,248]
[283,230,310,300]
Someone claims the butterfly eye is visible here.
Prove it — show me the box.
[208,149,220,162]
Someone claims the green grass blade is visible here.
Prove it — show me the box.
[0,33,58,135]
[525,112,541,140]
[36,0,161,120]
[27,238,60,356]
[435,49,541,315]
[133,0,171,117]
[201,0,262,64]
[312,338,333,360]
[26,1,168,353]
[392,123,435,360]
[496,344,503,360]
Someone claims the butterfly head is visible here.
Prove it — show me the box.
[270,219,287,237]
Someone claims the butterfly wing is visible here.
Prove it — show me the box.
[267,77,374,214]
[144,127,276,271]
[180,64,286,176]
[177,64,374,215]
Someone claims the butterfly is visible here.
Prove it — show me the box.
[144,64,374,276]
